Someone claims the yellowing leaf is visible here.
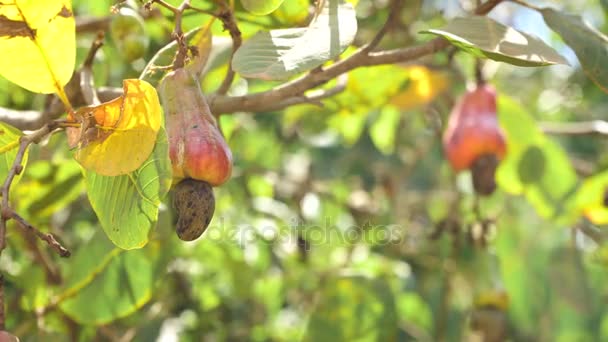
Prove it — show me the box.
[389,66,449,110]
[0,0,75,100]
[69,79,162,176]
[575,171,608,224]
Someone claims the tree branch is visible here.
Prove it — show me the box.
[541,120,608,136]
[214,3,242,95]
[209,0,504,114]
[209,37,450,114]
[363,0,403,52]
[0,0,505,127]
[0,123,70,258]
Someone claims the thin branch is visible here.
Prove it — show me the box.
[209,37,450,114]
[1,0,505,124]
[80,32,105,106]
[0,123,70,258]
[264,74,348,110]
[577,223,604,245]
[12,212,70,258]
[0,88,121,131]
[363,0,403,52]
[541,120,608,136]
[20,229,62,284]
[145,0,179,14]
[215,3,242,95]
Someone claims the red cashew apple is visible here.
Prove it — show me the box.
[443,84,506,171]
[443,84,507,195]
[158,68,233,186]
[158,67,232,241]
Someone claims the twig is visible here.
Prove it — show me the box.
[1,0,504,123]
[0,88,121,131]
[577,223,604,245]
[20,230,62,284]
[12,212,70,258]
[80,32,105,106]
[145,0,179,14]
[264,74,348,110]
[540,120,608,136]
[209,0,504,114]
[0,123,70,258]
[363,0,403,52]
[214,3,242,95]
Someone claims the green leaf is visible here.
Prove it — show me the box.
[17,160,83,220]
[369,105,400,155]
[0,121,27,185]
[85,127,172,250]
[240,0,286,15]
[302,276,397,341]
[59,234,160,325]
[232,0,357,80]
[420,16,568,67]
[496,96,579,224]
[541,8,608,93]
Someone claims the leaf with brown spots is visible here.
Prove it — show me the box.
[0,0,75,103]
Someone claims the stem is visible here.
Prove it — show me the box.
[0,123,70,258]
[215,2,242,95]
[363,0,402,52]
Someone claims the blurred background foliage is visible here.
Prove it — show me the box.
[1,0,608,341]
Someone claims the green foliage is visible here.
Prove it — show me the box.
[0,122,26,184]
[232,0,357,80]
[421,16,568,67]
[85,128,172,249]
[240,0,286,15]
[542,8,608,94]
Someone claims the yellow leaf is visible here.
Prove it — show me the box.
[474,290,509,311]
[68,79,162,176]
[389,66,449,110]
[0,0,75,101]
[584,206,608,225]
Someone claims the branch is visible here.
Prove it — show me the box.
[210,0,504,114]
[12,212,70,258]
[0,123,70,258]
[209,37,450,114]
[0,88,122,131]
[214,3,242,95]
[577,223,604,245]
[541,120,608,136]
[0,0,504,127]
[363,0,403,52]
[264,74,348,110]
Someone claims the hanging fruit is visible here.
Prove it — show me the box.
[159,68,233,186]
[443,84,506,195]
[158,67,233,241]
